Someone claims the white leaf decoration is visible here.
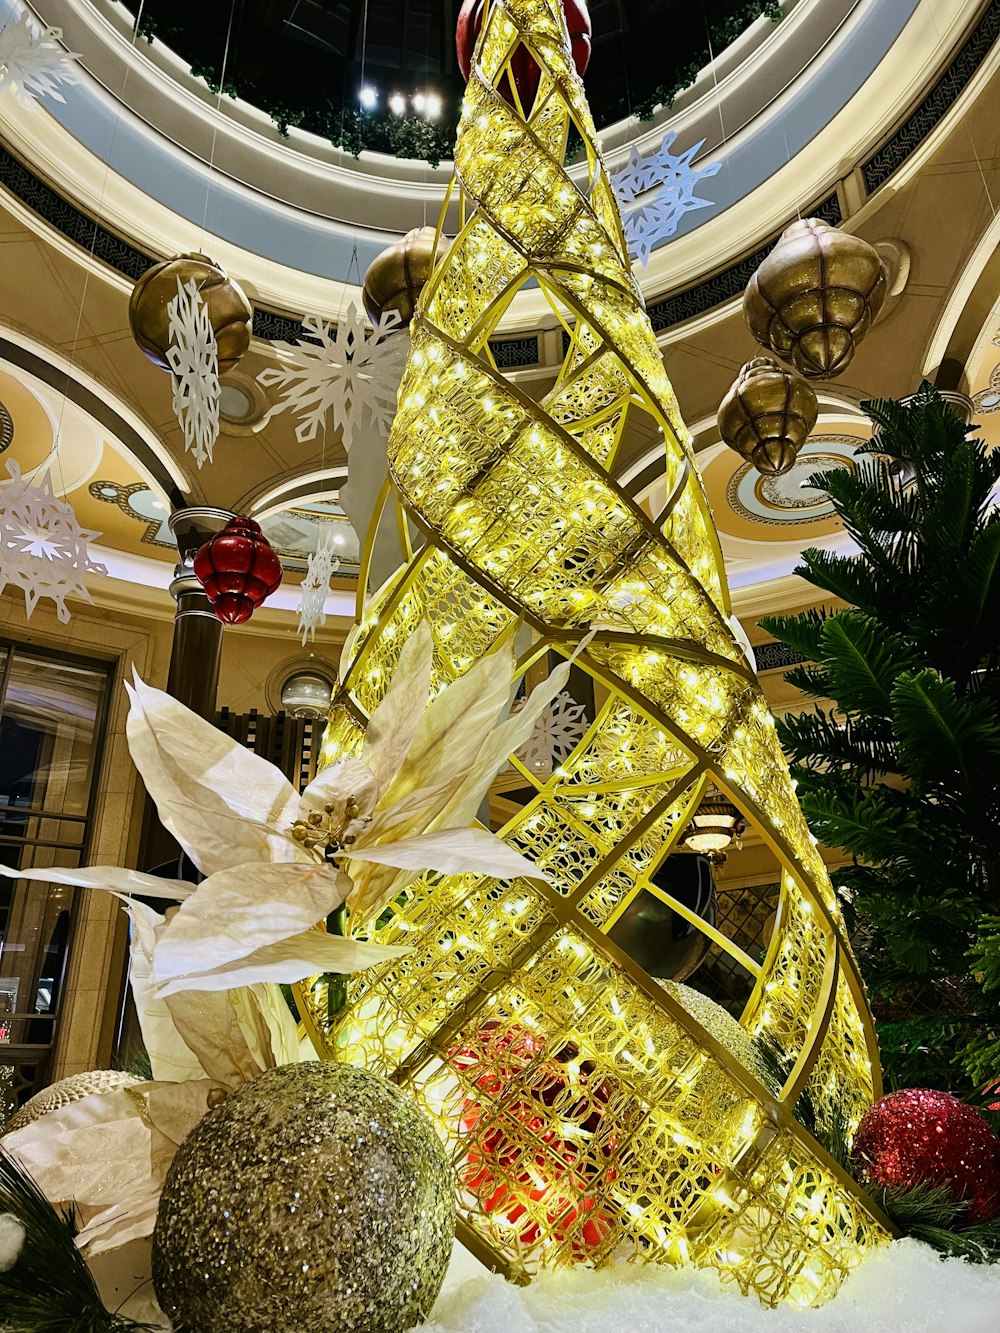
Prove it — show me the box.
[0,14,81,107]
[297,526,341,644]
[257,305,406,449]
[0,460,107,623]
[611,133,721,267]
[166,276,221,468]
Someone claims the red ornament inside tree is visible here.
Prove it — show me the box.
[192,516,283,625]
[852,1088,1000,1224]
[453,1020,617,1257]
[456,0,592,112]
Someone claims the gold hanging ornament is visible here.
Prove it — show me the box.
[129,253,253,373]
[363,226,452,329]
[718,356,818,476]
[299,0,892,1306]
[743,218,887,378]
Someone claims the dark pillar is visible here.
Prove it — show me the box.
[139,506,233,873]
[165,507,233,720]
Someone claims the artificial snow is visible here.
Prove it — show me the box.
[416,1240,1000,1333]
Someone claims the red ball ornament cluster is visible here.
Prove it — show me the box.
[192,516,283,625]
[456,0,592,111]
[852,1088,1000,1224]
[454,1021,617,1257]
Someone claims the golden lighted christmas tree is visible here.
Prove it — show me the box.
[303,0,892,1304]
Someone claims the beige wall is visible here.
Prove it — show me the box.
[0,584,344,1078]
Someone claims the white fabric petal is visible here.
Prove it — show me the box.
[127,674,301,874]
[361,618,434,792]
[438,655,575,830]
[382,634,516,811]
[112,896,207,1084]
[347,825,547,881]
[151,862,351,987]
[299,757,380,825]
[0,862,193,899]
[155,929,409,995]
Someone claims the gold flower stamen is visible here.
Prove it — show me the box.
[289,795,371,862]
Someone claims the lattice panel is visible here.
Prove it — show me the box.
[301,0,889,1305]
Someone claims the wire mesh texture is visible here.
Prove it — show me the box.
[299,0,891,1305]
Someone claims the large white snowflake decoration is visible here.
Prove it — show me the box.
[515,689,588,775]
[297,527,341,645]
[0,14,81,107]
[0,460,107,623]
[611,132,721,267]
[167,276,221,469]
[257,305,406,450]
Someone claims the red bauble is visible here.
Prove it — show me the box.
[192,516,283,625]
[852,1088,1000,1223]
[453,1021,617,1256]
[456,0,592,111]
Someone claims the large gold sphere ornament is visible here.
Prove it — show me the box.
[744,218,887,378]
[363,226,451,329]
[5,1069,140,1133]
[718,356,818,476]
[129,253,253,373]
[152,1063,455,1333]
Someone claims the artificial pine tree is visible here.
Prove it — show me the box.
[762,384,1000,1098]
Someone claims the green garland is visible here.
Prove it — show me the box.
[132,3,782,167]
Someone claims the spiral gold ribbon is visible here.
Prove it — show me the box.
[309,0,891,1303]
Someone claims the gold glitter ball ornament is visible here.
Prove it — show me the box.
[744,218,887,378]
[363,226,451,329]
[717,356,818,476]
[152,1062,455,1333]
[5,1069,140,1133]
[129,252,254,373]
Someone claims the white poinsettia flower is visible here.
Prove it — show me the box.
[0,619,569,995]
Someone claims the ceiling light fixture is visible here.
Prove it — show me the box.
[681,788,746,857]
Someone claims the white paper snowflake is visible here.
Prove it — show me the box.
[611,133,721,267]
[167,276,221,469]
[257,306,406,450]
[516,690,588,774]
[297,527,341,645]
[0,460,107,623]
[0,14,81,107]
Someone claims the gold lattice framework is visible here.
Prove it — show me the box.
[304,0,893,1304]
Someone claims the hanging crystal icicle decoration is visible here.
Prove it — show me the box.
[297,527,341,645]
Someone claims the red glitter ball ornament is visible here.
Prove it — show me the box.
[456,0,592,112]
[453,1021,617,1256]
[192,516,283,625]
[852,1088,1000,1223]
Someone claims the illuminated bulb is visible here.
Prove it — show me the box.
[412,92,426,114]
[388,91,406,116]
[425,92,443,120]
[358,85,378,110]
